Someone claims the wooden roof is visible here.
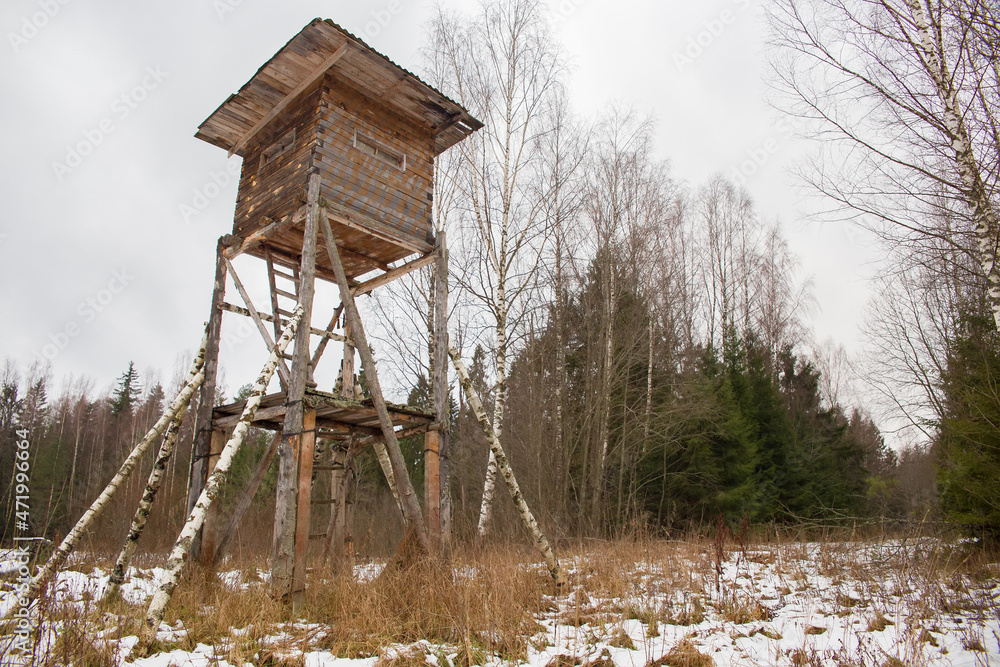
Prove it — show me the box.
[196,18,482,158]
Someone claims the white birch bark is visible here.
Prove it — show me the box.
[374,442,405,521]
[105,403,190,600]
[26,332,209,603]
[904,0,1000,333]
[146,308,302,629]
[477,245,508,537]
[449,340,566,585]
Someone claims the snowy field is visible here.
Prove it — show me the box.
[1,539,998,666]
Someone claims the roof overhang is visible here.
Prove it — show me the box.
[195,18,482,158]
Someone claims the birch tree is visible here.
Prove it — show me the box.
[426,0,563,535]
[767,0,1000,331]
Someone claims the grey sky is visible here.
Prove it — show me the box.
[0,0,877,400]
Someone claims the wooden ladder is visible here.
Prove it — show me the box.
[308,431,355,560]
[265,247,302,391]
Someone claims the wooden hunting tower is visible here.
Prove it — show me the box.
[28,18,556,624]
[187,18,482,609]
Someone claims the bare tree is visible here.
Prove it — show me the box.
[768,0,1000,331]
[426,0,564,535]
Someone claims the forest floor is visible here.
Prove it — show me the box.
[1,535,998,667]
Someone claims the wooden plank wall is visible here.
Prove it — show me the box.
[314,76,435,246]
[233,74,436,270]
[234,86,322,236]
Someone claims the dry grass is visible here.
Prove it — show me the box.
[8,528,999,667]
[648,639,714,667]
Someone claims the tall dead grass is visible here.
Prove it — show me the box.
[6,527,998,667]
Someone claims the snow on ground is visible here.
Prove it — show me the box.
[1,540,997,666]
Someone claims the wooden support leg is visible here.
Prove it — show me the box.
[291,409,316,609]
[424,431,441,552]
[190,239,228,562]
[323,440,354,562]
[273,173,320,602]
[433,232,451,553]
[319,209,431,554]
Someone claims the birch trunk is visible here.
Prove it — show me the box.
[905,0,1000,333]
[374,442,405,521]
[449,340,566,586]
[214,431,282,562]
[554,231,567,523]
[477,292,507,536]
[106,402,190,600]
[26,332,209,603]
[643,314,653,454]
[146,307,302,629]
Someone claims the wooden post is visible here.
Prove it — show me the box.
[433,232,451,552]
[291,408,316,608]
[322,440,354,560]
[272,173,321,603]
[190,239,228,561]
[424,430,440,550]
[319,209,431,554]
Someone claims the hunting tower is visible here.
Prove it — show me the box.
[189,18,482,608]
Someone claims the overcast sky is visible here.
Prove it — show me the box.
[0,0,879,401]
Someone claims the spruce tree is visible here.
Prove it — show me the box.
[110,361,141,418]
[937,305,1000,545]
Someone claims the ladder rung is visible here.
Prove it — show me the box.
[313,465,344,471]
[309,533,328,539]
[271,268,299,282]
[311,499,338,506]
[274,288,297,300]
[276,308,294,318]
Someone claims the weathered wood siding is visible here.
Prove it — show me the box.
[315,76,435,248]
[234,86,322,237]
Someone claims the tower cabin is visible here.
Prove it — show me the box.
[184,18,481,603]
[195,17,482,280]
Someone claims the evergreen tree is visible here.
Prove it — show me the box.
[936,304,1000,545]
[110,361,141,417]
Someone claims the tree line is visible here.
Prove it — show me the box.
[3,0,997,550]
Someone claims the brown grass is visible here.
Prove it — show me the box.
[647,639,713,667]
[14,528,1000,667]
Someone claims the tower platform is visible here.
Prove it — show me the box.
[212,387,435,436]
